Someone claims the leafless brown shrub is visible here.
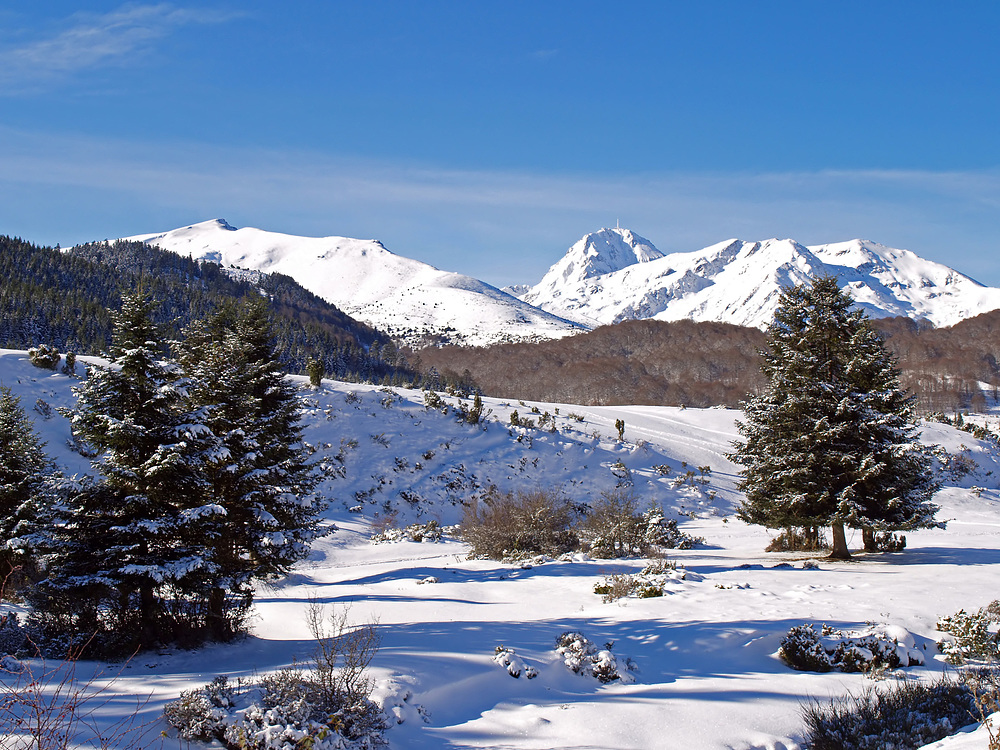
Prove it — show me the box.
[460,488,579,560]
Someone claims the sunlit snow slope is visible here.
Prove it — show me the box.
[126,220,585,347]
[522,233,1000,329]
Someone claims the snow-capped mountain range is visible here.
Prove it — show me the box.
[125,220,585,347]
[125,220,1000,345]
[520,231,1000,330]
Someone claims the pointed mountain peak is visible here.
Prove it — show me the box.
[535,227,664,289]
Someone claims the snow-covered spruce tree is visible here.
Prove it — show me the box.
[175,299,322,641]
[34,292,216,649]
[0,386,52,589]
[729,276,939,559]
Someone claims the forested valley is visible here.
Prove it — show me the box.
[413,313,1000,414]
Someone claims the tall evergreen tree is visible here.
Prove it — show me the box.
[730,277,939,559]
[37,293,215,646]
[176,299,322,639]
[0,386,51,589]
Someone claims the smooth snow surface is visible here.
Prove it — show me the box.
[124,220,585,347]
[2,350,999,749]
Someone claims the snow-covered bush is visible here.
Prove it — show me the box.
[867,530,907,552]
[801,676,976,750]
[779,623,924,673]
[578,490,702,559]
[163,676,237,741]
[937,600,1000,665]
[164,604,386,749]
[460,488,579,561]
[371,520,445,544]
[556,632,636,684]
[765,527,827,552]
[593,561,692,603]
[959,666,1000,749]
[593,573,659,602]
[493,646,538,679]
[27,344,60,370]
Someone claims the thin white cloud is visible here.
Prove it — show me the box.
[0,4,239,92]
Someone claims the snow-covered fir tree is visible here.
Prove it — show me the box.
[34,293,218,647]
[0,385,51,587]
[730,276,939,559]
[176,299,322,640]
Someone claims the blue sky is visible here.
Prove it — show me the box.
[1,2,998,287]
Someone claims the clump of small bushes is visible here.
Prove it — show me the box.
[556,631,636,684]
[801,677,977,750]
[937,600,1000,665]
[460,488,702,561]
[460,488,581,560]
[371,520,445,544]
[164,603,386,749]
[779,623,924,674]
[593,558,694,603]
[577,491,702,558]
[766,526,828,552]
[27,344,60,370]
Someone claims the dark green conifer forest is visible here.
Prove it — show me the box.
[0,235,416,385]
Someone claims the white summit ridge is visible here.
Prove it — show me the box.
[518,232,1000,330]
[125,220,585,347]
[125,220,1000,345]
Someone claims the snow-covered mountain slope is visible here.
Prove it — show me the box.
[125,220,585,347]
[519,228,663,325]
[521,235,1000,330]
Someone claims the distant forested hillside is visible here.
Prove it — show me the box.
[412,319,769,408]
[0,235,417,383]
[413,315,1000,413]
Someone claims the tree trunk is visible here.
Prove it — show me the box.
[208,586,227,641]
[140,583,158,644]
[862,526,877,552]
[828,522,851,559]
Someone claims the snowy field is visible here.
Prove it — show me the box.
[1,348,999,749]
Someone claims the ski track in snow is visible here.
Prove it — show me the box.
[1,349,998,749]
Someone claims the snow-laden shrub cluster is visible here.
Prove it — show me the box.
[779,623,924,673]
[461,487,702,562]
[556,631,637,684]
[937,600,1000,664]
[163,675,236,741]
[27,343,60,370]
[801,677,976,750]
[165,604,386,749]
[765,527,827,552]
[593,559,695,602]
[165,669,386,749]
[371,520,446,544]
[578,490,703,558]
[493,646,538,679]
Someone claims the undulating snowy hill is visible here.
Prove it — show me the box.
[2,349,998,749]
[522,233,1000,330]
[125,220,585,347]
